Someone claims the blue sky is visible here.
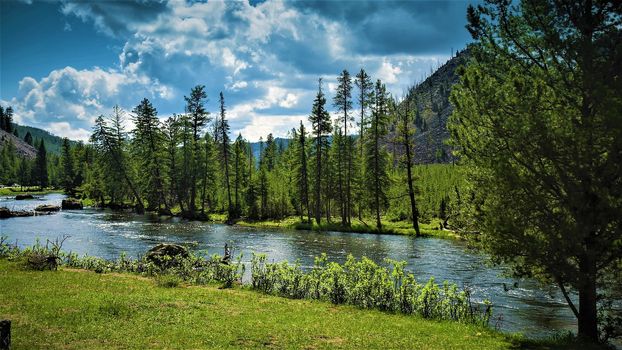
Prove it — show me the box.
[1,0,474,141]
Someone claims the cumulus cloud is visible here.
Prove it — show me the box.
[6,66,171,140]
[7,0,468,141]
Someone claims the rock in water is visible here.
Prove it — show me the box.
[15,194,34,200]
[35,205,61,212]
[0,207,10,219]
[62,199,83,210]
[146,244,189,268]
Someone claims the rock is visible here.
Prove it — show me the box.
[15,194,34,200]
[35,205,61,212]
[0,207,10,219]
[61,199,83,210]
[146,244,189,268]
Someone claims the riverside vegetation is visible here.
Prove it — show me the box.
[0,0,620,346]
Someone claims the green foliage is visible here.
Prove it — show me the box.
[451,0,622,341]
[250,252,491,326]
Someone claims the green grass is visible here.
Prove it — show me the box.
[0,186,61,196]
[0,259,507,349]
[234,216,460,239]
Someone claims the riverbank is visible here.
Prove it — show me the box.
[0,259,596,350]
[228,215,461,239]
[0,259,504,349]
[0,186,61,196]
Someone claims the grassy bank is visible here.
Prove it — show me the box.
[0,186,61,196]
[0,259,508,349]
[232,216,460,239]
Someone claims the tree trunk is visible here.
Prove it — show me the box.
[578,254,598,341]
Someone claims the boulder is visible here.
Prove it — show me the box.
[0,207,10,219]
[15,194,34,200]
[35,205,61,212]
[146,244,189,268]
[61,199,83,210]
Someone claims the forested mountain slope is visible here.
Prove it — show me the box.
[388,49,469,164]
[0,129,36,158]
[12,123,72,154]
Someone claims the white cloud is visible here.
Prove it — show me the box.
[8,0,459,142]
[376,59,402,84]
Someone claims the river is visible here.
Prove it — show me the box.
[0,193,576,338]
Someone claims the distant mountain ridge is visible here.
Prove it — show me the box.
[11,123,73,154]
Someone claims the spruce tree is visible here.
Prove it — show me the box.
[365,80,390,230]
[308,78,332,225]
[333,69,354,226]
[60,137,75,195]
[35,140,48,189]
[184,85,210,216]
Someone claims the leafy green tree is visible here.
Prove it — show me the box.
[309,78,332,225]
[450,0,622,341]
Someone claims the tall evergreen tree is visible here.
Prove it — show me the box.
[365,80,390,230]
[184,85,210,216]
[24,131,33,146]
[218,91,234,219]
[35,140,48,189]
[295,121,311,223]
[394,97,420,235]
[132,98,167,212]
[333,69,354,226]
[60,137,75,195]
[309,78,332,225]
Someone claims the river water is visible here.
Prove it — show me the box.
[0,193,576,338]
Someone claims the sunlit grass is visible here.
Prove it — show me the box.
[0,259,511,349]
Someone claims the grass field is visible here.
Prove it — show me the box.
[0,259,511,349]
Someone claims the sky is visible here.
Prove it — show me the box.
[0,0,474,142]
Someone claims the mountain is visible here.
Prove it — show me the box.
[11,123,73,154]
[388,48,469,164]
[0,128,37,158]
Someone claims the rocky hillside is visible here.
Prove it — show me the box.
[388,49,469,164]
[0,129,37,158]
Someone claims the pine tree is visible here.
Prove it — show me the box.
[365,80,390,230]
[24,132,33,146]
[308,78,332,225]
[295,121,311,223]
[3,107,14,133]
[184,85,210,216]
[60,137,75,195]
[394,97,420,235]
[35,140,48,189]
[217,92,234,220]
[333,69,354,226]
[354,69,373,219]
[131,98,167,212]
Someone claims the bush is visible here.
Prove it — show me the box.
[250,253,492,326]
